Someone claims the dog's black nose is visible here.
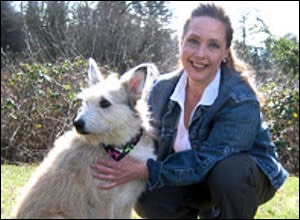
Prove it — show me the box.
[73,119,85,134]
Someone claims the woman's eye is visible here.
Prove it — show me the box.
[187,38,199,46]
[209,43,220,50]
[99,98,111,108]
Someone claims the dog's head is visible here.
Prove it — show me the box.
[73,58,159,142]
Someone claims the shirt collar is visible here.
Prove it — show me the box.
[170,68,221,108]
[201,68,221,105]
[170,70,187,109]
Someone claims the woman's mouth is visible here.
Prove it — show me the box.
[190,61,208,71]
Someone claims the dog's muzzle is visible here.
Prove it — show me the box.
[73,119,89,134]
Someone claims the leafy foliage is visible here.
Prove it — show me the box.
[265,35,299,78]
[233,8,299,176]
[1,57,87,163]
[261,82,299,176]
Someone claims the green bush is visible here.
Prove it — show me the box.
[261,81,299,176]
[1,57,87,163]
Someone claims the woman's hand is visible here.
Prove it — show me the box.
[91,156,148,189]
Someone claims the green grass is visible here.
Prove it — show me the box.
[1,163,38,219]
[1,164,299,219]
[255,175,299,219]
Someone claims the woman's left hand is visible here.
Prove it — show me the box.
[91,156,148,189]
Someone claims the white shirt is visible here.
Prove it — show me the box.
[170,68,221,152]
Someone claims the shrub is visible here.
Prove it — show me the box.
[261,81,299,176]
[1,57,87,163]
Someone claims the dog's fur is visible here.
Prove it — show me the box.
[11,58,159,219]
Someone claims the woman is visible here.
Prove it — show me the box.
[92,3,288,219]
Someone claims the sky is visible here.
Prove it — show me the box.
[167,1,299,41]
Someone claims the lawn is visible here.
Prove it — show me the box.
[1,164,299,219]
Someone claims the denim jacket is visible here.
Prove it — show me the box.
[146,64,289,191]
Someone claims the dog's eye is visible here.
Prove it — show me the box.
[99,98,111,108]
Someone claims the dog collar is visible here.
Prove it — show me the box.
[103,128,143,161]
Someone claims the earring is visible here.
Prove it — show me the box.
[222,58,227,63]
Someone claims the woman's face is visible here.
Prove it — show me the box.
[180,16,229,86]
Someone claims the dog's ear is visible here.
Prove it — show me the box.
[139,63,160,99]
[144,63,160,81]
[121,65,147,96]
[121,63,160,101]
[88,58,104,86]
[121,63,159,100]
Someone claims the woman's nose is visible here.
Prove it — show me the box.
[194,45,206,58]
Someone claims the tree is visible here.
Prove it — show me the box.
[1,1,26,53]
[233,9,273,81]
[5,1,178,72]
[265,34,299,79]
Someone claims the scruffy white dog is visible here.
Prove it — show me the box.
[11,58,158,219]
